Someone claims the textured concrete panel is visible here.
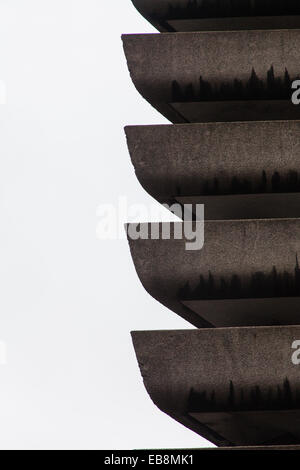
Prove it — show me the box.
[132,327,300,446]
[125,121,300,219]
[122,31,300,123]
[127,220,300,327]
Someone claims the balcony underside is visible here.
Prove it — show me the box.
[131,0,300,32]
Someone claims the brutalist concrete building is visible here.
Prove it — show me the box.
[123,0,300,449]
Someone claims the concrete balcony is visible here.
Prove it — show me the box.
[126,121,300,220]
[122,30,300,122]
[132,327,300,446]
[127,220,300,328]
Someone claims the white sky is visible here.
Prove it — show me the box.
[0,0,213,449]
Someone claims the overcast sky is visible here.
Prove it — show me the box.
[0,0,213,449]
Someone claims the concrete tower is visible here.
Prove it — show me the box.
[123,0,300,449]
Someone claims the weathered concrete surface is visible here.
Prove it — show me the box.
[126,121,300,219]
[122,31,300,123]
[131,0,300,32]
[127,220,300,327]
[132,327,300,446]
